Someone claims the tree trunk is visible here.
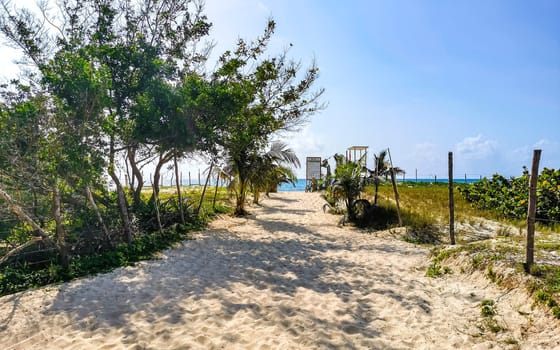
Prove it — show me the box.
[128,146,144,208]
[235,178,249,216]
[253,185,261,205]
[151,175,164,236]
[109,139,133,242]
[86,186,112,245]
[0,186,59,250]
[212,172,220,209]
[174,154,185,224]
[150,151,174,203]
[197,162,214,214]
[52,182,69,269]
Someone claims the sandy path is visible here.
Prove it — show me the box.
[0,192,558,349]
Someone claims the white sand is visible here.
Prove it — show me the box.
[1,192,558,349]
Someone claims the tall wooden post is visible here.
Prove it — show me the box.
[188,171,192,186]
[390,169,402,226]
[525,149,541,272]
[387,148,402,226]
[448,152,456,245]
[174,155,185,225]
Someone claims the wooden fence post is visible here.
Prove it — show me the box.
[448,152,456,245]
[525,149,541,272]
[386,148,402,226]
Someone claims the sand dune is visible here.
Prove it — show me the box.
[1,192,558,349]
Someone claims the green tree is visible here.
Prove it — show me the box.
[211,20,325,215]
[249,141,300,205]
[1,0,212,242]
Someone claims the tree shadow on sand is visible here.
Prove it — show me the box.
[36,198,431,348]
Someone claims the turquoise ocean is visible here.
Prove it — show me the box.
[277,178,481,192]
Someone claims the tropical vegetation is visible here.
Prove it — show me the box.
[459,167,560,225]
[0,0,322,291]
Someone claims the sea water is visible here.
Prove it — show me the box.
[277,178,481,192]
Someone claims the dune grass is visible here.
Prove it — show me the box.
[366,182,559,319]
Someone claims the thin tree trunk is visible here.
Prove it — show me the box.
[52,182,69,269]
[0,238,42,266]
[174,154,185,224]
[151,152,173,202]
[128,146,144,207]
[86,186,112,244]
[0,186,58,247]
[212,172,220,209]
[253,192,260,205]
[0,188,67,265]
[151,176,164,236]
[109,139,133,242]
[197,163,214,214]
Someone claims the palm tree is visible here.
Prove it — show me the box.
[225,141,300,215]
[372,149,389,204]
[321,153,368,218]
[372,149,405,204]
[250,141,300,205]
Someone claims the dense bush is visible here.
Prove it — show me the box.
[0,188,224,296]
[0,224,198,296]
[459,167,560,225]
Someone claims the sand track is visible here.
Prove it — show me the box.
[1,192,558,349]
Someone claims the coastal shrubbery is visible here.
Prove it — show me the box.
[459,168,560,226]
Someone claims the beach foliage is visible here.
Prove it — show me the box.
[459,167,560,225]
[0,0,321,291]
[321,153,369,220]
[206,21,324,215]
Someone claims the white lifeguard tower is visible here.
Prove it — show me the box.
[346,146,368,168]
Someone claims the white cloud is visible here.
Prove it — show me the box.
[533,139,560,150]
[456,134,497,159]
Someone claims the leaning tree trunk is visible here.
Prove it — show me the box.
[52,181,69,269]
[109,139,133,243]
[0,186,65,266]
[197,162,214,214]
[127,146,145,208]
[212,172,220,209]
[86,186,112,245]
[150,151,174,203]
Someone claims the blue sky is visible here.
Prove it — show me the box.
[205,0,560,178]
[1,0,559,179]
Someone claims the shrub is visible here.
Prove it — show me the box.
[459,167,560,225]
